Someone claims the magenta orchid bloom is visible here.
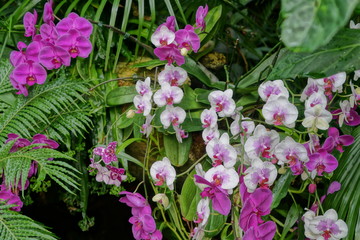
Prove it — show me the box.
[56,29,92,58]
[93,141,118,164]
[129,212,157,240]
[154,44,185,66]
[239,188,273,231]
[153,82,184,107]
[243,221,277,240]
[26,41,42,63]
[56,12,93,38]
[12,60,47,86]
[43,0,54,24]
[5,133,31,152]
[306,149,338,176]
[0,188,23,212]
[158,64,188,86]
[39,45,71,69]
[32,134,59,149]
[119,191,149,209]
[195,5,208,31]
[10,42,28,67]
[23,10,38,37]
[323,127,354,153]
[175,25,201,53]
[158,16,176,32]
[10,73,28,96]
[194,174,231,216]
[160,105,186,129]
[332,100,360,127]
[40,23,59,45]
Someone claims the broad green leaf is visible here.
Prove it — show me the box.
[130,59,166,69]
[163,133,192,167]
[271,169,294,209]
[204,206,227,238]
[194,88,211,105]
[179,171,201,221]
[116,138,145,154]
[106,86,138,106]
[269,29,360,80]
[280,203,302,240]
[281,0,359,52]
[176,85,207,110]
[324,126,360,240]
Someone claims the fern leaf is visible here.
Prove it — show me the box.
[0,204,57,240]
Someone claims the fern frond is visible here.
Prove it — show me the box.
[0,61,15,113]
[0,204,57,240]
[0,142,81,195]
[0,73,90,145]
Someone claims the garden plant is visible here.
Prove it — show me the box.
[0,0,360,239]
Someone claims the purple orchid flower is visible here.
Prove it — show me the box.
[26,41,42,63]
[56,29,92,58]
[150,157,176,190]
[195,5,208,31]
[174,125,188,143]
[5,133,31,152]
[262,96,298,127]
[40,23,59,45]
[43,0,54,24]
[10,73,29,96]
[175,25,200,53]
[10,42,28,67]
[332,101,360,127]
[322,127,354,153]
[135,77,152,98]
[23,10,38,37]
[12,60,47,86]
[56,12,93,38]
[158,16,176,32]
[239,188,272,231]
[119,191,149,209]
[0,187,23,212]
[206,133,237,168]
[151,25,175,47]
[202,126,220,144]
[258,80,289,102]
[153,82,184,107]
[194,174,231,216]
[201,108,218,129]
[306,149,338,176]
[160,105,186,129]
[208,89,236,117]
[129,211,157,240]
[158,64,187,86]
[93,141,118,164]
[154,44,185,66]
[243,221,277,240]
[39,45,71,70]
[32,134,59,149]
[133,95,152,116]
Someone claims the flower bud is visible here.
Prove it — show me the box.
[126,109,136,118]
[308,183,317,194]
[180,47,188,56]
[152,193,169,209]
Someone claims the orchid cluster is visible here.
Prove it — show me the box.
[88,142,127,187]
[119,191,162,240]
[133,6,208,143]
[0,133,58,211]
[9,0,93,96]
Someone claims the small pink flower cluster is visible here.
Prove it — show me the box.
[0,133,58,211]
[89,142,127,187]
[151,5,207,66]
[119,191,162,240]
[9,0,93,96]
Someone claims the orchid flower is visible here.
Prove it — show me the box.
[208,89,236,117]
[195,5,208,31]
[133,95,152,116]
[262,96,298,127]
[151,25,175,47]
[204,165,239,191]
[323,127,354,153]
[157,16,176,32]
[304,209,348,240]
[39,45,71,69]
[12,60,47,86]
[305,91,328,109]
[141,114,155,138]
[153,82,183,107]
[301,78,323,102]
[93,141,118,164]
[175,25,200,53]
[244,124,280,160]
[206,133,237,168]
[201,108,218,128]
[158,64,188,86]
[56,29,92,58]
[23,10,38,37]
[258,80,289,102]
[10,42,28,67]
[306,149,338,176]
[160,105,186,129]
[150,157,176,190]
[43,0,54,24]
[202,126,220,144]
[230,114,255,137]
[274,136,309,166]
[302,105,332,130]
[194,198,210,227]
[315,72,346,99]
[135,77,152,98]
[243,221,277,240]
[56,12,93,38]
[243,158,277,193]
[333,100,360,127]
[174,125,188,143]
[154,44,185,66]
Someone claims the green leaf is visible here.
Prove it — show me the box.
[116,138,145,154]
[130,59,167,69]
[280,203,302,240]
[281,0,359,52]
[179,171,201,221]
[269,29,360,80]
[163,133,192,167]
[106,86,138,106]
[271,169,294,209]
[204,206,227,238]
[324,125,360,240]
[176,85,207,110]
